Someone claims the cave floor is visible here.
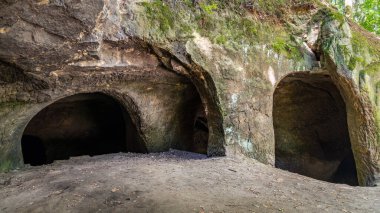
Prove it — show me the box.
[0,150,378,213]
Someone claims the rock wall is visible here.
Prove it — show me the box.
[0,0,379,186]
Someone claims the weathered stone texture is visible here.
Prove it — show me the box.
[0,0,379,186]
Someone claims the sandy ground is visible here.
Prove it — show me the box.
[0,150,379,213]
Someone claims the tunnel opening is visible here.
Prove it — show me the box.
[273,73,358,186]
[21,93,145,166]
[172,84,209,155]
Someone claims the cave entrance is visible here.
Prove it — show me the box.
[273,73,358,186]
[21,93,145,166]
[172,84,209,155]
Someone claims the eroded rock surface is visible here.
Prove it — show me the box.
[274,73,358,185]
[0,0,379,186]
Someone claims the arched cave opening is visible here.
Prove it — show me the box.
[172,84,209,155]
[273,73,358,186]
[21,93,145,166]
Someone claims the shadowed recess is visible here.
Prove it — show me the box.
[273,73,358,186]
[172,84,209,155]
[22,93,146,166]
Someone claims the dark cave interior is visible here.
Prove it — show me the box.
[273,73,358,186]
[22,93,145,166]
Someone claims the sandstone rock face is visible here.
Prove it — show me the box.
[274,72,358,185]
[0,0,379,186]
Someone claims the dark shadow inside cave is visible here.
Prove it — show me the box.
[273,73,358,186]
[22,93,145,166]
[172,84,209,155]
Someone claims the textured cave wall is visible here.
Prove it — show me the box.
[274,73,358,185]
[3,0,217,170]
[0,0,227,172]
[0,76,208,167]
[22,93,136,165]
[0,0,379,185]
[314,11,380,186]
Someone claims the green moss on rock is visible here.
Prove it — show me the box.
[0,160,12,172]
[141,0,175,34]
[140,0,309,61]
[272,35,303,60]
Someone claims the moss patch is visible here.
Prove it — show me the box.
[140,0,309,60]
[352,31,380,68]
[140,1,175,34]
[0,160,13,172]
[348,25,380,148]
[0,101,26,116]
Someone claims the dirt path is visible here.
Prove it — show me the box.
[0,150,379,213]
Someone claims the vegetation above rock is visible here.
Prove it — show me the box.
[329,0,380,35]
[140,0,326,61]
